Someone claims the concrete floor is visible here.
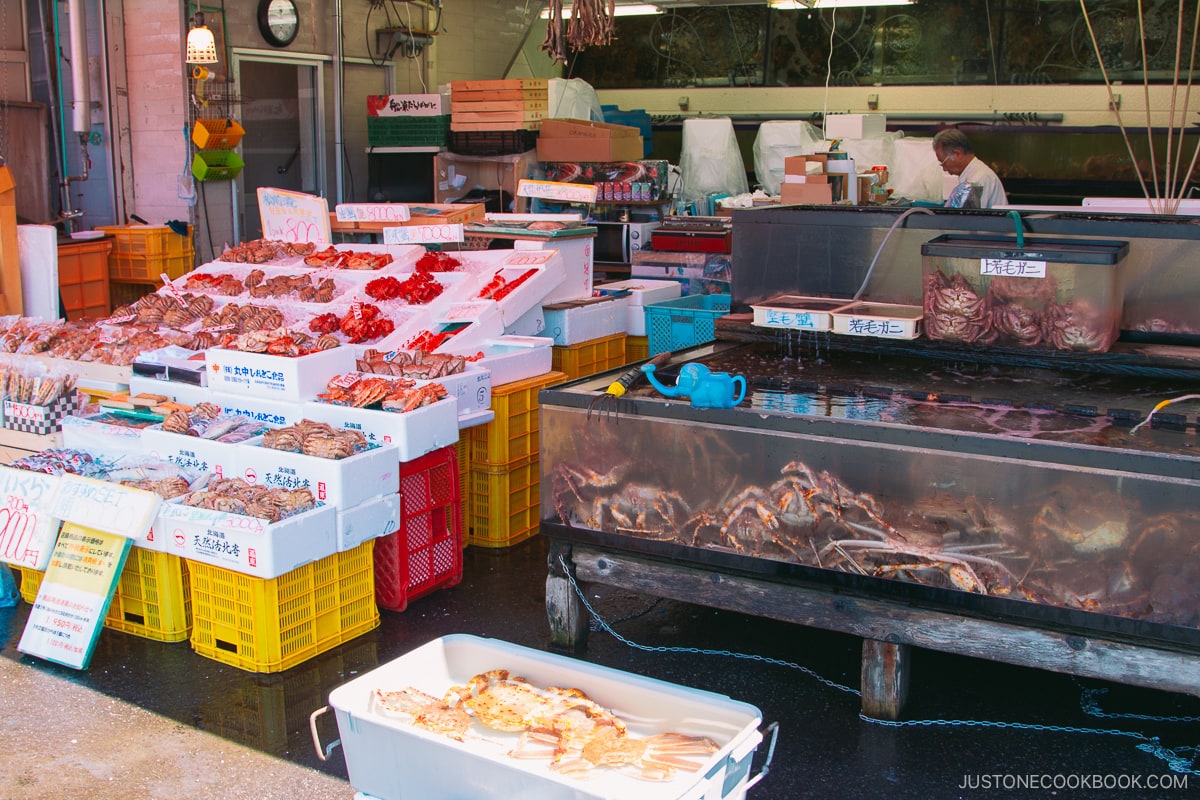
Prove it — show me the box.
[3,536,1199,800]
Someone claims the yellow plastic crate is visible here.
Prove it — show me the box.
[96,224,195,282]
[626,335,649,364]
[17,547,191,642]
[192,118,245,150]
[467,371,565,467]
[456,438,470,547]
[552,333,627,380]
[467,456,541,549]
[188,541,379,673]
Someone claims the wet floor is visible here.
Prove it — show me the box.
[4,536,1200,800]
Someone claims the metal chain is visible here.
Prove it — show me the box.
[587,596,664,631]
[1079,685,1200,724]
[557,552,1200,776]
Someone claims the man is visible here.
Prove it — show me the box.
[932,129,1008,208]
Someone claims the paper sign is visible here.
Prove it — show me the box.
[51,475,161,540]
[335,203,412,223]
[382,224,464,245]
[0,467,62,570]
[517,179,597,204]
[18,523,132,670]
[441,302,492,322]
[980,258,1048,278]
[504,250,555,267]
[258,187,332,244]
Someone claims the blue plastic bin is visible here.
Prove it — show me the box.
[601,105,653,157]
[644,293,731,355]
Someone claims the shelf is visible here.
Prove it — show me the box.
[366,145,444,154]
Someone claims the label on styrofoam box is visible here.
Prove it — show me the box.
[300,397,457,464]
[0,466,62,570]
[51,474,161,541]
[367,93,444,117]
[542,295,630,346]
[60,414,150,462]
[490,249,566,326]
[336,492,400,552]
[237,440,401,509]
[208,390,307,430]
[129,375,210,407]
[140,427,250,480]
[460,336,554,387]
[205,346,356,402]
[431,364,491,416]
[156,502,337,579]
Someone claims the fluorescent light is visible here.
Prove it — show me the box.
[540,3,663,18]
[769,0,914,9]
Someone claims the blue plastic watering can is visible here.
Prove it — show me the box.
[641,363,746,409]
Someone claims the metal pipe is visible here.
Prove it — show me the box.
[67,0,90,134]
[649,111,1066,124]
[333,0,344,203]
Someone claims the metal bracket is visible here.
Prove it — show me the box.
[376,26,436,59]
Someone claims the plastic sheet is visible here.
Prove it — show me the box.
[752,120,824,195]
[679,117,749,205]
[16,225,59,320]
[547,78,603,121]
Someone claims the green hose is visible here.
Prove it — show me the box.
[1007,209,1025,248]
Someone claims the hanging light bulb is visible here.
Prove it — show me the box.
[186,12,219,65]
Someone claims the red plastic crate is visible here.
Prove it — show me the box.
[375,445,464,612]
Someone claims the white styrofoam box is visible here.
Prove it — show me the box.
[129,375,211,407]
[436,363,491,417]
[831,301,923,340]
[300,396,457,463]
[237,440,401,509]
[208,390,307,429]
[462,336,553,386]
[824,113,886,140]
[595,279,682,335]
[156,501,337,579]
[205,346,357,402]
[336,492,400,552]
[457,407,494,431]
[140,427,250,479]
[328,634,764,800]
[485,248,566,326]
[518,235,595,304]
[60,414,149,461]
[750,296,850,332]
[541,295,629,346]
[430,302,506,355]
[504,304,546,337]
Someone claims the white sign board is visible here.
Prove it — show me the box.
[517,179,597,204]
[0,467,62,570]
[51,475,161,541]
[258,187,332,244]
[335,203,412,223]
[382,224,464,245]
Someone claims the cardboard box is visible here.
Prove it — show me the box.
[433,150,539,206]
[537,136,643,163]
[542,295,630,346]
[156,502,337,579]
[300,396,459,463]
[780,182,834,204]
[450,79,548,91]
[336,492,400,552]
[205,346,356,402]
[236,441,401,509]
[825,113,886,139]
[539,118,640,141]
[783,154,828,175]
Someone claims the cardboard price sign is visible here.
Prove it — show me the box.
[517,179,597,204]
[335,203,412,223]
[18,523,132,670]
[258,187,332,244]
[51,475,161,540]
[0,466,62,570]
[382,223,464,245]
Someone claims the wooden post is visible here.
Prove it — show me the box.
[546,540,589,651]
[0,166,24,315]
[860,638,910,721]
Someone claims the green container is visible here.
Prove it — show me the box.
[367,115,450,147]
[191,150,245,182]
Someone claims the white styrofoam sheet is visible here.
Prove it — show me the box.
[595,279,682,335]
[328,634,763,800]
[336,492,400,552]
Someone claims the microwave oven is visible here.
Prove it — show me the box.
[592,220,661,265]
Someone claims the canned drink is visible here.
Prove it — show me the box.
[603,181,614,201]
[621,181,632,201]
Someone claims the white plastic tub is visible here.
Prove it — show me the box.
[320,635,769,800]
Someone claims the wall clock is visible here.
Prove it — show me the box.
[257,0,299,47]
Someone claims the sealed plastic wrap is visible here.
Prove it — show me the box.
[751,120,824,195]
[547,77,603,121]
[679,118,749,205]
[888,137,944,203]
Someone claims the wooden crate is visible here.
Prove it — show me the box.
[328,202,485,235]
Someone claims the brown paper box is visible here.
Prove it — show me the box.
[783,154,828,175]
[537,136,643,162]
[539,118,641,140]
[780,182,834,204]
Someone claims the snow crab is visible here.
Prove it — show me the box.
[1028,486,1132,555]
[550,728,719,782]
[375,687,473,742]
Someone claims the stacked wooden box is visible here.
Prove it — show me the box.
[449,79,548,132]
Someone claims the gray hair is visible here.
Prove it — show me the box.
[933,129,975,155]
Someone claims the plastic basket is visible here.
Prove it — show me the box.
[467,455,541,549]
[625,335,650,363]
[448,129,539,156]
[466,371,565,468]
[456,438,470,547]
[192,118,245,150]
[374,445,464,612]
[96,224,195,283]
[188,541,379,673]
[109,280,159,308]
[192,150,245,182]
[551,333,627,380]
[367,115,450,147]
[58,238,112,320]
[18,547,191,642]
[645,293,731,355]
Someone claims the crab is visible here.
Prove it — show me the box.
[587,485,692,538]
[923,269,990,343]
[989,302,1044,346]
[375,687,474,741]
[1042,301,1114,351]
[552,463,631,524]
[445,670,625,740]
[551,728,719,782]
[1029,487,1132,554]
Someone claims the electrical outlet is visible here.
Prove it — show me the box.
[678,96,690,112]
[1109,93,1121,111]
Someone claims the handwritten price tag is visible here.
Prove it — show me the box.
[335,203,412,223]
[517,179,597,204]
[258,187,332,244]
[51,475,161,540]
[505,250,554,267]
[980,258,1047,278]
[382,224,464,245]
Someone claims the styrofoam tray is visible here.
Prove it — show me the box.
[326,635,764,800]
[458,336,553,387]
[750,295,851,332]
[830,301,923,340]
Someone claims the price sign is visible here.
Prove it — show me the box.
[517,179,597,204]
[51,475,161,540]
[161,273,188,307]
[980,258,1047,278]
[335,203,412,223]
[258,187,332,244]
[504,250,554,267]
[0,466,62,571]
[382,224,464,245]
[18,523,132,670]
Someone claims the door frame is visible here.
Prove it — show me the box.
[229,48,328,243]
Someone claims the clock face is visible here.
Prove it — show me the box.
[258,0,299,47]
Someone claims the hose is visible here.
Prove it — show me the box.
[851,206,936,302]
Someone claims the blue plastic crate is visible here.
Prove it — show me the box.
[644,293,731,355]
